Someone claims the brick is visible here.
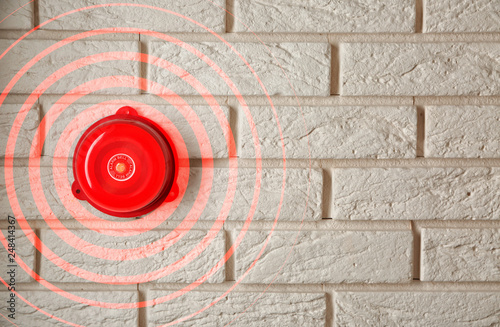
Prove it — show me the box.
[148,290,326,326]
[341,43,500,96]
[0,229,36,283]
[0,167,39,219]
[332,168,500,220]
[426,106,500,158]
[0,291,138,326]
[0,0,33,30]
[239,106,416,159]
[421,228,500,282]
[335,292,500,326]
[0,39,141,95]
[39,0,225,33]
[39,229,225,283]
[148,42,331,96]
[170,167,323,221]
[0,104,41,158]
[235,230,412,284]
[426,0,500,33]
[44,103,231,159]
[233,0,415,33]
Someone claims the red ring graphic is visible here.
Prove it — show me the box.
[27,73,226,273]
[36,75,220,263]
[25,50,230,264]
[2,45,254,305]
[0,4,299,327]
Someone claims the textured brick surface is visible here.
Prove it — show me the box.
[0,291,138,326]
[148,290,326,326]
[0,167,40,219]
[148,42,331,96]
[169,167,323,221]
[0,104,40,158]
[426,106,500,158]
[239,106,416,159]
[39,0,225,32]
[342,43,500,96]
[235,230,412,284]
[0,39,140,95]
[426,0,500,32]
[332,168,500,220]
[39,229,225,283]
[233,0,415,33]
[44,103,231,159]
[0,229,36,283]
[0,0,33,30]
[335,292,500,327]
[421,228,500,282]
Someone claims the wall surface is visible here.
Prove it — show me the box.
[0,0,499,326]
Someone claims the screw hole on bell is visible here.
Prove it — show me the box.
[76,189,81,194]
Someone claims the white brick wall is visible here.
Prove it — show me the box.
[425,0,500,33]
[39,229,226,283]
[147,290,326,326]
[0,291,139,326]
[335,292,500,326]
[239,106,417,159]
[341,43,500,96]
[0,104,40,158]
[39,0,226,33]
[232,0,415,33]
[148,41,331,96]
[333,167,500,220]
[235,230,413,284]
[0,0,33,30]
[421,228,500,282]
[426,106,500,158]
[0,0,499,326]
[0,39,141,95]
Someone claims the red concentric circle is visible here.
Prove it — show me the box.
[0,3,311,327]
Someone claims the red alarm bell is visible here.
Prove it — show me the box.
[72,106,178,217]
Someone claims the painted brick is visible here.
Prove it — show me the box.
[148,42,331,96]
[335,292,500,326]
[39,0,225,33]
[426,106,500,158]
[0,39,141,95]
[0,167,322,221]
[233,0,415,33]
[239,106,416,159]
[0,291,138,326]
[341,43,500,96]
[148,290,326,326]
[332,168,500,220]
[0,229,36,283]
[235,230,412,284]
[44,103,231,159]
[169,167,323,221]
[39,229,225,283]
[0,0,33,30]
[426,0,500,33]
[0,104,41,158]
[421,228,500,282]
[0,167,39,219]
